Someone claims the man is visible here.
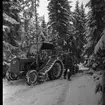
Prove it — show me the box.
[64,53,73,80]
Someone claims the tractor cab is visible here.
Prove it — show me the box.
[27,42,56,62]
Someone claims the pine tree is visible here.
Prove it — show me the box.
[3,0,22,60]
[3,0,40,60]
[84,0,105,69]
[72,1,87,61]
[41,16,48,37]
[48,0,72,46]
[19,0,40,48]
[84,0,105,56]
[3,0,21,47]
[74,0,80,14]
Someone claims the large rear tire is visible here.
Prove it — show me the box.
[26,70,38,85]
[48,62,63,80]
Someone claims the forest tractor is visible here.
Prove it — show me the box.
[6,43,64,85]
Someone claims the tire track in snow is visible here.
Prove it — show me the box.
[54,81,70,105]
[4,80,68,105]
[3,79,67,102]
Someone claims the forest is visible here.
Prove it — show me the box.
[3,0,105,71]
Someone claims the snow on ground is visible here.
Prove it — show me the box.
[3,71,101,105]
[3,79,69,105]
[78,63,89,71]
[64,74,101,105]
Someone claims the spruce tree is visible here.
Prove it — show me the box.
[41,16,48,37]
[3,0,21,60]
[73,1,86,61]
[84,0,105,56]
[3,0,21,47]
[48,0,72,46]
[74,0,80,14]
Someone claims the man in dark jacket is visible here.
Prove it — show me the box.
[64,53,73,80]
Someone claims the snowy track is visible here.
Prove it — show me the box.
[3,78,70,105]
[3,72,101,105]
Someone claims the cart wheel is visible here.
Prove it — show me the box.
[26,70,38,85]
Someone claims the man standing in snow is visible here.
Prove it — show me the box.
[64,52,72,80]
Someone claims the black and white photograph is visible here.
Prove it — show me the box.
[3,0,105,105]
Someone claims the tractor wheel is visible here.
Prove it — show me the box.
[48,62,63,80]
[26,70,38,85]
[6,70,18,81]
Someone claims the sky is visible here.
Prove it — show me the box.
[37,0,90,22]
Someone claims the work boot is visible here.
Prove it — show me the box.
[68,78,71,81]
